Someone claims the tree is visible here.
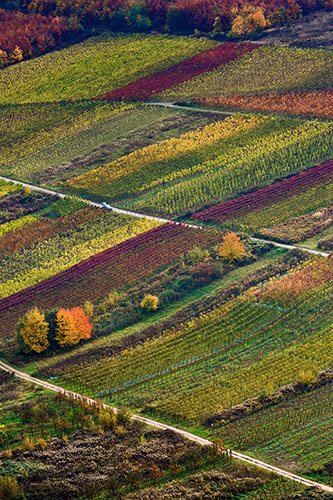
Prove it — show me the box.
[231,6,267,36]
[0,50,8,69]
[16,307,49,353]
[56,306,92,347]
[0,475,21,500]
[219,232,245,263]
[141,294,159,311]
[9,45,23,63]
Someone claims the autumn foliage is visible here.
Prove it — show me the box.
[219,233,245,263]
[0,0,329,69]
[0,9,74,67]
[17,307,49,353]
[199,90,333,120]
[56,307,93,347]
[141,294,160,311]
[16,306,92,354]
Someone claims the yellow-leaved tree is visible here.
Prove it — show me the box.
[219,232,245,263]
[141,294,159,312]
[9,45,23,63]
[16,307,49,353]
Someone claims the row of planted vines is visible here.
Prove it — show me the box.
[130,119,333,216]
[213,383,333,476]
[0,197,159,299]
[57,256,333,425]
[96,42,257,101]
[0,33,217,105]
[198,89,333,120]
[193,159,333,243]
[64,114,333,217]
[0,100,137,179]
[0,217,221,345]
[156,46,333,101]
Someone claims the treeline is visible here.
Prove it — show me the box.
[0,0,331,67]
[1,0,332,68]
[0,9,77,68]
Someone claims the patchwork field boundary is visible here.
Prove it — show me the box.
[0,175,329,258]
[0,360,332,494]
[94,43,258,102]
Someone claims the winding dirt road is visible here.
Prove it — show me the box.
[1,360,332,493]
[0,175,329,257]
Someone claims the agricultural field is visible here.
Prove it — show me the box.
[0,33,217,105]
[51,255,332,483]
[0,190,159,299]
[97,42,257,101]
[157,46,333,101]
[1,101,224,185]
[64,113,333,219]
[199,89,333,120]
[0,16,332,500]
[211,378,332,483]
[0,205,230,354]
[194,159,333,245]
[1,373,318,500]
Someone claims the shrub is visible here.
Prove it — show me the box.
[0,476,21,500]
[83,300,94,319]
[186,246,209,265]
[219,233,245,263]
[98,408,117,430]
[116,407,132,426]
[21,436,34,451]
[115,425,126,436]
[141,294,159,311]
[36,437,47,450]
[190,263,215,285]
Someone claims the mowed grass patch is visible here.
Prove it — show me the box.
[0,33,217,105]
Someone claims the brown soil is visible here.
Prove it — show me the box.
[257,10,333,50]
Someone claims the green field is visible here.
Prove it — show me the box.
[64,113,333,217]
[0,194,158,298]
[45,255,332,483]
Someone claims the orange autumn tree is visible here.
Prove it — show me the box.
[219,232,245,263]
[56,306,92,347]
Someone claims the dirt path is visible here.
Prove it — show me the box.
[1,360,332,493]
[0,174,329,257]
[144,102,240,115]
